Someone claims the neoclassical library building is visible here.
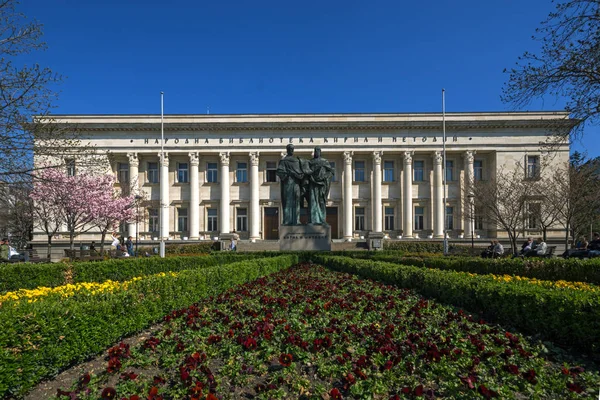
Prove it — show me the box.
[33,111,571,244]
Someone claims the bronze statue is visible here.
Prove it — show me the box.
[276,144,304,225]
[277,145,334,226]
[307,147,334,225]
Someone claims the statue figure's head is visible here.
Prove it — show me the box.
[313,146,321,159]
[286,143,294,156]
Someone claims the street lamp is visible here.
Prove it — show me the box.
[135,195,143,257]
[467,193,475,251]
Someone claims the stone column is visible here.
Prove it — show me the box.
[343,151,353,241]
[403,151,413,238]
[433,151,444,238]
[127,152,139,239]
[219,152,230,235]
[189,152,200,240]
[372,151,383,233]
[159,152,170,240]
[464,150,475,238]
[249,152,260,241]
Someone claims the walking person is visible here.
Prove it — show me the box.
[126,236,134,257]
[230,230,239,251]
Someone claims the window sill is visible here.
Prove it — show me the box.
[173,182,190,186]
[233,182,249,185]
[144,183,160,187]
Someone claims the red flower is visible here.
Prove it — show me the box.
[78,373,91,386]
[383,360,394,371]
[414,385,424,396]
[206,394,218,400]
[566,382,584,393]
[477,384,499,399]
[242,337,257,350]
[344,373,356,386]
[148,386,160,399]
[330,388,343,399]
[522,369,537,384]
[278,353,293,367]
[120,371,138,381]
[504,364,519,375]
[101,387,117,399]
[153,375,166,385]
[401,387,411,394]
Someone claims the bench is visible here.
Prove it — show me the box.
[64,249,105,261]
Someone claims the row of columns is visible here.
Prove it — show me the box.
[126,150,477,241]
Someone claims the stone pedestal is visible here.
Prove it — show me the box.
[280,225,331,251]
[367,231,385,251]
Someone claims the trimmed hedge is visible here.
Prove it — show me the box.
[315,255,600,355]
[0,255,298,398]
[382,241,476,255]
[370,254,600,285]
[0,253,280,292]
[137,241,219,255]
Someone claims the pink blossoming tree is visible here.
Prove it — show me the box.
[31,168,136,255]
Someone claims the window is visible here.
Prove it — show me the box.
[445,206,454,230]
[66,159,76,177]
[237,208,248,231]
[177,208,188,232]
[236,162,248,183]
[474,160,483,181]
[385,207,394,231]
[354,161,365,182]
[207,209,218,231]
[148,209,159,233]
[475,214,484,230]
[413,161,424,182]
[117,163,129,184]
[527,156,540,179]
[414,206,424,231]
[355,207,365,231]
[329,161,336,182]
[147,162,159,183]
[527,203,541,229]
[266,161,277,182]
[207,162,218,183]
[445,160,453,182]
[177,163,189,183]
[383,161,394,182]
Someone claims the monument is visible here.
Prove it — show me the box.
[278,145,334,251]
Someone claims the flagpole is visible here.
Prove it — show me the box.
[159,91,165,258]
[442,89,448,255]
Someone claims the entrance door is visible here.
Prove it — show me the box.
[326,207,339,239]
[264,207,279,240]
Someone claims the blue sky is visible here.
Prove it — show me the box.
[20,0,599,157]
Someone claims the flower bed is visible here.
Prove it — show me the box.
[0,255,297,397]
[369,253,600,285]
[53,264,598,399]
[0,253,279,293]
[315,255,600,355]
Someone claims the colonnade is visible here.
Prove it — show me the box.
[123,150,479,240]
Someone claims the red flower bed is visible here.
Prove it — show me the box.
[57,263,597,399]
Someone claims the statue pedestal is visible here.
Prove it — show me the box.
[280,225,331,251]
[367,231,385,251]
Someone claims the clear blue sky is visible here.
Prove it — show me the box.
[20,0,599,158]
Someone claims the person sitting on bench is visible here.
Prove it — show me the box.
[492,240,504,258]
[525,237,547,257]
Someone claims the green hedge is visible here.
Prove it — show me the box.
[0,253,281,293]
[369,254,600,284]
[314,255,600,355]
[0,255,298,398]
[382,241,475,255]
[137,241,219,255]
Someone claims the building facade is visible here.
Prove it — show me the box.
[33,112,572,243]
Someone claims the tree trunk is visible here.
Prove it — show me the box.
[542,226,547,242]
[46,235,52,260]
[99,230,107,255]
[565,222,570,250]
[508,230,518,256]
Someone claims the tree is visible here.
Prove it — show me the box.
[503,0,600,138]
[30,170,63,259]
[0,0,102,180]
[31,169,135,253]
[89,175,135,254]
[547,154,600,248]
[470,166,536,254]
[0,179,33,248]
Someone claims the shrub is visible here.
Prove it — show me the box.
[0,255,298,397]
[369,254,600,285]
[314,255,600,355]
